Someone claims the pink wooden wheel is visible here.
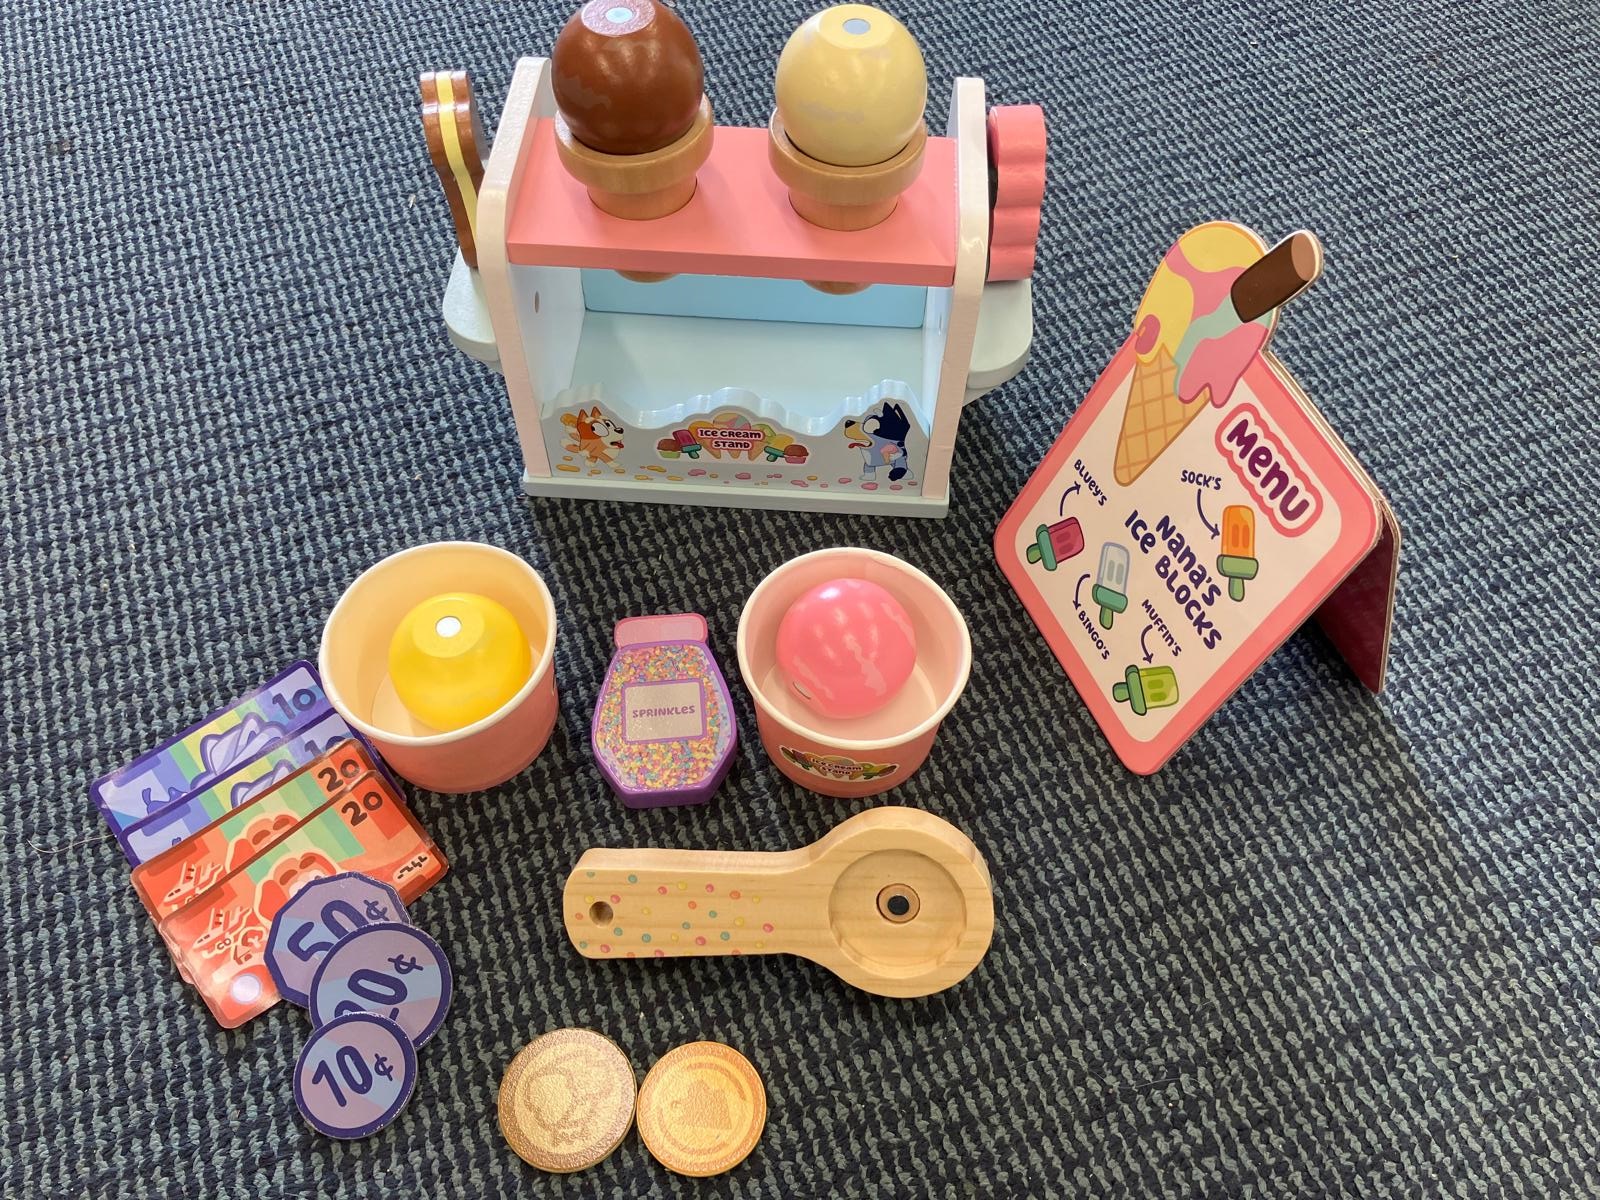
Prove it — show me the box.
[986,105,1046,281]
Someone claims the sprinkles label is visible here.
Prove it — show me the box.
[592,614,737,808]
[622,679,707,743]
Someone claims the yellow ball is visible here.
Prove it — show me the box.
[775,4,927,168]
[387,592,532,732]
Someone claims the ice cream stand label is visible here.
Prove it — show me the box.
[996,222,1389,774]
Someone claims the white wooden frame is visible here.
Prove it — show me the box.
[474,58,995,518]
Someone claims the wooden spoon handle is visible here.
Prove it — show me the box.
[562,847,819,961]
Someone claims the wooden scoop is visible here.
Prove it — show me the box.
[561,807,993,998]
[419,71,488,268]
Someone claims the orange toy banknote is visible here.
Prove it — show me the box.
[157,771,446,1028]
[131,740,375,921]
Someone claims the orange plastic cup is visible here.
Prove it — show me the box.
[319,542,559,793]
[737,548,971,797]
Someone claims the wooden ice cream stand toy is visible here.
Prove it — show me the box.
[421,1,1046,517]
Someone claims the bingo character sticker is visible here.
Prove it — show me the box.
[997,222,1384,774]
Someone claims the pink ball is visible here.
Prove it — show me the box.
[775,577,917,720]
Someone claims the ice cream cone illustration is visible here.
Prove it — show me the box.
[1112,222,1322,486]
[1112,347,1206,486]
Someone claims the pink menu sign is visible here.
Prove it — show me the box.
[996,222,1399,773]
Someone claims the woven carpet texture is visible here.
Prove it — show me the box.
[4,0,1598,1195]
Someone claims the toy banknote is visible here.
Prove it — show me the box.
[158,772,446,1027]
[131,741,376,920]
[92,661,330,829]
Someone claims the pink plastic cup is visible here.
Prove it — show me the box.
[319,542,559,793]
[737,548,971,797]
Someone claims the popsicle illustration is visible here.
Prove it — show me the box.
[1091,543,1130,629]
[760,427,795,461]
[1112,665,1179,717]
[1113,223,1323,486]
[1216,505,1260,601]
[1026,517,1084,572]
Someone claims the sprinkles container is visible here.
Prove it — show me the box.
[591,613,736,807]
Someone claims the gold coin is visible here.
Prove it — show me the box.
[635,1041,766,1177]
[498,1028,636,1173]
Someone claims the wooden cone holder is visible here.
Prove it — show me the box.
[555,96,715,282]
[768,111,928,293]
[560,807,994,998]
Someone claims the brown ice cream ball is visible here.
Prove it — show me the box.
[552,0,705,155]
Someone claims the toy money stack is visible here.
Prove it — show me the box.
[90,660,447,1028]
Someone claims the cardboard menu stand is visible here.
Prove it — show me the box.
[995,221,1400,774]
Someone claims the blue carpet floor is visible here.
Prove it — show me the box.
[4,0,1599,1195]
